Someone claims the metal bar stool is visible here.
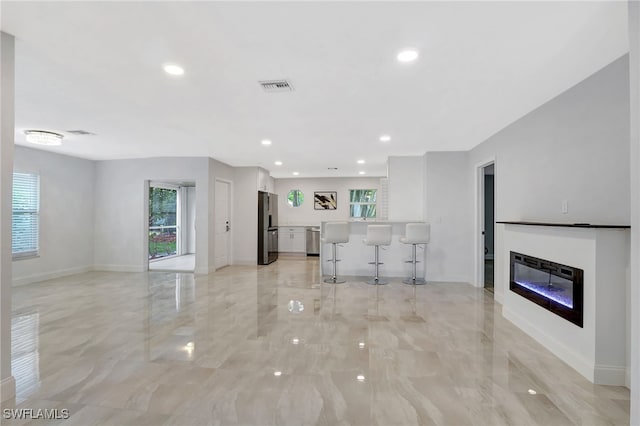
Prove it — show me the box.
[322,222,350,284]
[400,223,430,285]
[363,225,392,285]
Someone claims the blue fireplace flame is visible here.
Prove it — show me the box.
[514,280,573,309]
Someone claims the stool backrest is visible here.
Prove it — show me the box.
[366,224,392,246]
[405,223,430,244]
[324,222,350,243]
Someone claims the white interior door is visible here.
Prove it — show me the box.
[215,180,231,269]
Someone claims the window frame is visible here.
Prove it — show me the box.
[349,189,377,219]
[12,172,40,260]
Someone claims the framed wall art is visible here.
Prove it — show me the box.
[314,191,337,210]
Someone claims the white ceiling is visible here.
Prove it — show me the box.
[1,1,629,178]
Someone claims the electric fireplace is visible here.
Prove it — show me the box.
[510,252,583,327]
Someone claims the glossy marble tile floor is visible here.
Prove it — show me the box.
[4,257,630,425]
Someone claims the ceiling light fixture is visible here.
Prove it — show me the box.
[379,135,391,142]
[359,171,366,175]
[163,63,185,76]
[24,130,64,146]
[357,160,365,164]
[397,49,419,63]
[261,139,272,146]
[292,172,299,176]
[274,161,283,166]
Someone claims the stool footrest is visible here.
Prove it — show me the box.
[402,278,427,285]
[326,259,342,262]
[368,262,384,265]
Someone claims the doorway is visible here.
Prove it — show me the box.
[482,164,495,292]
[148,181,196,272]
[214,179,231,270]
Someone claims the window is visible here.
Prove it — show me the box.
[12,172,40,259]
[349,189,377,219]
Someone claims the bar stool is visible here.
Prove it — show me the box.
[363,225,392,285]
[322,222,350,284]
[400,223,430,285]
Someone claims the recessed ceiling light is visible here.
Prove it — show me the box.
[163,63,185,76]
[261,139,272,146]
[397,49,419,63]
[24,130,64,146]
[274,371,282,377]
[356,374,366,382]
[274,161,283,166]
[379,135,391,142]
[292,172,299,176]
[357,160,365,164]
[359,171,366,175]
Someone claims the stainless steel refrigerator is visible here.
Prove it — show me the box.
[258,191,278,265]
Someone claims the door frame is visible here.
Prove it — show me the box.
[214,178,233,270]
[474,157,496,289]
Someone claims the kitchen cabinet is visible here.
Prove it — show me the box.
[279,227,306,253]
[257,168,274,192]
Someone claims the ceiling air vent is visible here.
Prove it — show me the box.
[66,130,95,136]
[259,79,294,92]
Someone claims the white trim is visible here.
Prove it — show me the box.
[474,156,496,289]
[594,364,628,386]
[93,264,145,273]
[0,376,15,402]
[12,265,92,286]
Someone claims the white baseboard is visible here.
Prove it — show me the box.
[93,264,145,273]
[626,367,631,389]
[12,265,92,286]
[594,364,628,386]
[0,376,15,402]
[503,306,596,383]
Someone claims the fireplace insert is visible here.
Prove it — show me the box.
[510,252,583,327]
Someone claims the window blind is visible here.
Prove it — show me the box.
[12,172,40,258]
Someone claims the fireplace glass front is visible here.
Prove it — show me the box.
[510,252,583,327]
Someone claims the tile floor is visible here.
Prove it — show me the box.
[149,254,196,272]
[4,257,630,425]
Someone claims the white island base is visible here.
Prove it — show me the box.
[320,221,425,280]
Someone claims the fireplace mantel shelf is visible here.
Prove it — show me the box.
[497,221,630,229]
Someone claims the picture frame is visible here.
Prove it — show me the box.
[314,191,337,210]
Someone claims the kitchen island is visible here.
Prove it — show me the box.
[320,221,425,278]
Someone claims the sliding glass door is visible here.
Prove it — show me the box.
[149,186,179,260]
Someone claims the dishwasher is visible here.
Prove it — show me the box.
[306,227,320,256]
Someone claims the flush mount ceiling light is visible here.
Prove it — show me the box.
[274,161,283,166]
[379,134,391,142]
[397,48,419,63]
[163,63,184,76]
[261,139,272,146]
[359,171,366,175]
[292,172,299,176]
[24,130,64,146]
[357,159,365,164]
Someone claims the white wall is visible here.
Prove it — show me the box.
[13,147,95,284]
[388,156,424,221]
[628,1,639,421]
[232,167,258,265]
[424,152,474,283]
[274,177,381,226]
[469,55,630,225]
[94,157,210,273]
[0,31,15,402]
